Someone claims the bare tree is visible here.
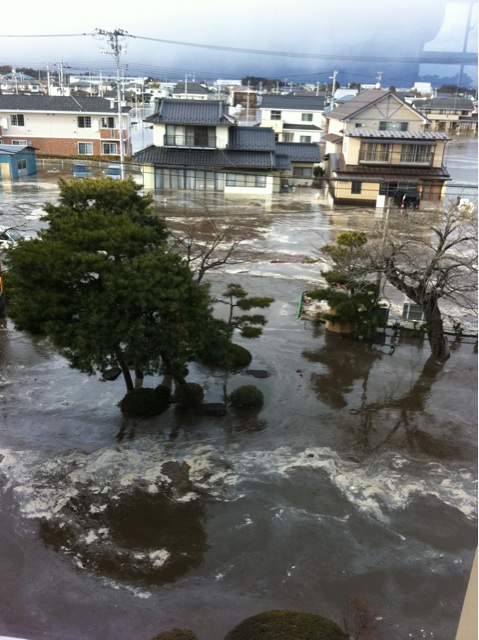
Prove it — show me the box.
[168,216,253,282]
[378,205,477,360]
[341,595,381,640]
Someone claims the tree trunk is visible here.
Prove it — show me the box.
[423,297,450,361]
[134,369,144,389]
[115,349,134,392]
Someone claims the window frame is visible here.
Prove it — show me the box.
[351,181,362,194]
[101,116,115,129]
[301,113,313,122]
[10,114,25,127]
[102,142,119,155]
[78,142,93,155]
[292,166,313,178]
[77,116,92,129]
[271,110,282,120]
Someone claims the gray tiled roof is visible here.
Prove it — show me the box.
[260,94,326,111]
[283,123,321,131]
[333,164,451,181]
[0,95,130,113]
[276,142,321,162]
[134,145,277,169]
[146,99,234,126]
[344,130,450,141]
[172,82,212,95]
[413,98,474,111]
[228,126,276,151]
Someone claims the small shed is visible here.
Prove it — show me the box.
[0,144,37,181]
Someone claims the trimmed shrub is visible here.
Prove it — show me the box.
[119,387,170,417]
[229,344,252,368]
[228,385,264,411]
[174,382,204,408]
[199,343,252,369]
[150,629,197,640]
[224,610,348,640]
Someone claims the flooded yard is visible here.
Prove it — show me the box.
[0,137,477,640]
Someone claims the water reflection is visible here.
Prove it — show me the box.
[303,327,468,460]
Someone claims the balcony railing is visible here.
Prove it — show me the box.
[359,149,434,166]
[164,134,216,148]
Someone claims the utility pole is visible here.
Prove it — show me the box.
[95,28,128,178]
[329,70,338,102]
[55,60,68,96]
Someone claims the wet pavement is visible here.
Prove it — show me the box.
[0,137,477,640]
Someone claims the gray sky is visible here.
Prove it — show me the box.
[1,0,477,85]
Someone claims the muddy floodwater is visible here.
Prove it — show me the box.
[0,138,477,640]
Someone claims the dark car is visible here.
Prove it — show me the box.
[393,190,421,210]
[72,163,90,179]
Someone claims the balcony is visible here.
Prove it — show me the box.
[359,148,434,166]
[164,133,216,149]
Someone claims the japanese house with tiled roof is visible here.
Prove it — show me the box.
[322,89,451,206]
[0,95,131,158]
[134,98,320,194]
[259,94,325,143]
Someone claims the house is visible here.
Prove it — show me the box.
[0,144,37,180]
[0,72,45,95]
[259,94,325,143]
[0,95,131,158]
[411,97,477,133]
[133,98,320,194]
[322,89,451,206]
[172,81,214,100]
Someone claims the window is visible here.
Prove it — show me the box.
[102,142,118,155]
[78,116,92,128]
[10,114,25,126]
[400,144,433,164]
[226,173,267,188]
[271,110,281,120]
[17,159,27,170]
[379,121,408,131]
[164,125,215,147]
[78,142,93,155]
[299,135,312,143]
[355,123,363,128]
[12,140,27,146]
[301,113,313,122]
[292,167,313,178]
[360,143,390,163]
[101,116,115,128]
[351,181,362,194]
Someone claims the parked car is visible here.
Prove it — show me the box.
[0,227,24,250]
[72,162,90,179]
[104,164,122,180]
[393,190,421,210]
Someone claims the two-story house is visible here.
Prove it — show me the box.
[322,89,451,206]
[172,82,214,100]
[412,97,477,133]
[134,99,320,194]
[0,95,131,158]
[259,94,325,143]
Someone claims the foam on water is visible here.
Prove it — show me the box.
[0,441,476,589]
[1,441,476,526]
